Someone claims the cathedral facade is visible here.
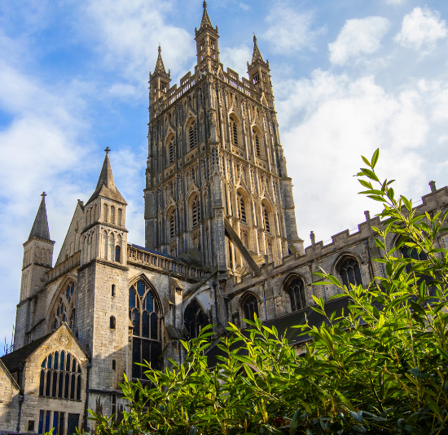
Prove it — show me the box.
[2,4,448,434]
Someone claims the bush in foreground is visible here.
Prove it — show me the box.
[83,151,448,434]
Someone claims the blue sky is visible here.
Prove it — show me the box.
[1,0,448,345]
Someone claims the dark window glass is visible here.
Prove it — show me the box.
[52,371,57,397]
[145,293,153,312]
[67,414,79,435]
[286,277,307,312]
[340,258,362,288]
[132,309,140,336]
[137,281,145,297]
[142,311,150,338]
[45,371,51,396]
[54,352,59,369]
[47,355,52,369]
[243,294,259,322]
[70,374,76,399]
[53,412,59,434]
[142,340,150,366]
[58,372,64,398]
[60,351,65,370]
[115,245,121,263]
[72,359,76,372]
[66,354,71,372]
[184,299,208,339]
[41,358,46,368]
[110,316,116,329]
[65,373,70,398]
[129,289,136,309]
[45,411,51,433]
[151,313,158,340]
[112,284,116,297]
[38,410,44,434]
[59,413,65,435]
[132,338,141,379]
[112,359,116,370]
[76,375,81,401]
[28,421,35,431]
[39,370,45,396]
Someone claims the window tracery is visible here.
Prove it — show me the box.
[189,121,197,150]
[184,299,208,339]
[39,351,81,401]
[284,276,306,312]
[242,293,258,322]
[230,116,238,146]
[191,196,200,228]
[262,204,270,233]
[129,280,161,378]
[168,137,175,165]
[52,281,76,332]
[169,210,177,240]
[238,193,246,223]
[339,257,362,288]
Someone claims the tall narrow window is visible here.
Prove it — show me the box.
[285,276,306,312]
[103,231,108,260]
[103,204,109,222]
[263,204,270,233]
[184,299,209,339]
[168,137,175,165]
[230,117,238,146]
[253,129,261,157]
[169,210,176,240]
[129,280,161,378]
[238,193,246,223]
[110,233,115,261]
[189,121,197,150]
[111,284,116,297]
[110,316,116,329]
[339,258,362,288]
[192,197,200,228]
[242,294,259,322]
[111,206,116,224]
[115,245,121,263]
[118,209,123,226]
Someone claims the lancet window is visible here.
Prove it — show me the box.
[52,281,76,332]
[192,197,200,228]
[253,129,261,157]
[284,276,306,312]
[238,193,246,223]
[168,137,175,165]
[262,204,270,233]
[129,280,161,378]
[39,352,81,401]
[169,210,177,240]
[189,121,197,150]
[184,299,208,339]
[242,293,259,322]
[230,116,238,146]
[111,206,116,225]
[339,257,362,288]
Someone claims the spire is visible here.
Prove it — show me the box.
[200,1,213,29]
[154,45,166,75]
[252,34,264,64]
[86,148,127,206]
[28,192,51,241]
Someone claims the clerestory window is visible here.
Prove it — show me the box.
[339,258,362,288]
[242,293,259,322]
[284,276,306,312]
[184,299,208,339]
[52,281,76,332]
[189,121,197,150]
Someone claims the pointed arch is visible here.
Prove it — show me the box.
[261,200,271,234]
[334,254,363,289]
[46,276,77,333]
[229,114,241,148]
[241,292,259,322]
[283,274,307,312]
[184,298,209,339]
[186,117,198,151]
[166,133,176,166]
[252,126,264,158]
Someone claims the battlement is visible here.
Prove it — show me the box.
[230,183,448,293]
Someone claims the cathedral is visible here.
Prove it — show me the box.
[2,3,448,434]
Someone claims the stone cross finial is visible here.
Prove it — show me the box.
[253,34,257,43]
[310,231,315,245]
[105,147,110,154]
[364,210,371,221]
[203,0,207,8]
[41,192,47,198]
[429,180,437,193]
[158,45,161,54]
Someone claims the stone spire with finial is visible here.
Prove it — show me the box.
[200,0,213,29]
[85,148,127,206]
[154,45,167,75]
[252,34,264,64]
[28,192,51,241]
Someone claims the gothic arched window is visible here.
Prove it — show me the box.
[129,280,161,378]
[39,352,81,401]
[242,293,259,322]
[115,245,121,263]
[184,299,209,339]
[191,197,200,228]
[118,208,123,226]
[238,193,246,223]
[169,210,177,240]
[339,257,362,288]
[253,129,261,157]
[262,204,271,233]
[103,204,109,222]
[167,137,175,165]
[284,276,306,312]
[189,121,197,150]
[111,206,116,225]
[230,116,239,146]
[52,281,76,332]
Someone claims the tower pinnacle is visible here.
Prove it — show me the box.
[28,192,51,241]
[200,0,213,29]
[251,34,264,64]
[154,45,167,75]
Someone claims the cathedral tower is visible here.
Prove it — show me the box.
[76,148,130,391]
[144,3,303,278]
[14,193,55,349]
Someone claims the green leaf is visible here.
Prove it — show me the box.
[401,195,412,211]
[362,155,371,167]
[360,168,379,182]
[371,148,379,168]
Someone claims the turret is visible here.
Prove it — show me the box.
[247,35,274,108]
[149,46,171,120]
[195,1,220,73]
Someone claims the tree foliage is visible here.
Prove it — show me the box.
[83,150,448,434]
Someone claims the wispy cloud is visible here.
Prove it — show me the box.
[262,3,326,54]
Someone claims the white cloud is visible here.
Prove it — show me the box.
[82,0,195,85]
[395,7,447,52]
[329,17,391,65]
[263,5,325,54]
[274,70,448,244]
[220,45,252,77]
[384,0,406,4]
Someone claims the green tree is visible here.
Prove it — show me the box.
[83,150,448,434]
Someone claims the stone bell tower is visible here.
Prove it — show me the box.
[144,2,303,277]
[15,193,55,349]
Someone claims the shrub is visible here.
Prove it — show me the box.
[84,150,448,434]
